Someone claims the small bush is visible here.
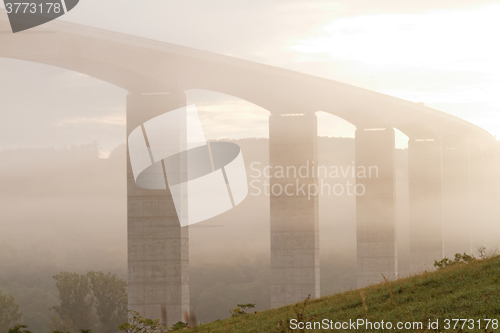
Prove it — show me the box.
[476,245,499,259]
[434,252,475,269]
[118,310,168,333]
[8,325,33,333]
[230,304,256,318]
[170,322,188,330]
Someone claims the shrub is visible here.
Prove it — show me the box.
[230,304,256,318]
[434,252,475,269]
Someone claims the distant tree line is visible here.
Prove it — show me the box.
[0,291,22,329]
[49,271,127,333]
[1,271,127,333]
[1,271,194,333]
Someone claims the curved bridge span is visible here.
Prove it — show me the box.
[1,9,499,325]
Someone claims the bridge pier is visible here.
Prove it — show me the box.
[469,146,486,250]
[127,92,189,326]
[408,139,443,271]
[441,136,470,257]
[355,128,397,287]
[485,151,500,249]
[269,113,320,308]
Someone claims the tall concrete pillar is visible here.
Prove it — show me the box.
[269,112,319,308]
[441,136,470,257]
[127,92,189,326]
[469,145,486,250]
[355,128,396,287]
[484,150,500,249]
[408,139,443,272]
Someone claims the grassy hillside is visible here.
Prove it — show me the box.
[187,256,500,332]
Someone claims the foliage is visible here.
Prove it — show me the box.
[434,252,475,269]
[476,245,499,259]
[230,304,255,318]
[183,255,500,333]
[87,271,128,332]
[47,314,74,333]
[0,291,22,331]
[52,272,94,331]
[51,271,127,333]
[7,325,32,333]
[170,322,188,331]
[431,246,500,274]
[118,311,190,332]
[9,324,88,333]
[118,310,169,333]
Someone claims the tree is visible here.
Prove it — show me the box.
[0,291,22,331]
[52,272,95,331]
[87,271,127,332]
[51,271,127,333]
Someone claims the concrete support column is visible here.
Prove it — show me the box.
[269,112,319,308]
[469,146,486,250]
[485,151,500,249]
[127,92,189,326]
[408,139,442,272]
[441,136,470,257]
[356,128,396,287]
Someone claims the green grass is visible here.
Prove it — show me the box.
[186,256,500,332]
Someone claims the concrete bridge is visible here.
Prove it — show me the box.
[1,9,499,325]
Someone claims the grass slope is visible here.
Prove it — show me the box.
[187,256,500,332]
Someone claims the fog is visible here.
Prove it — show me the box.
[2,134,496,330]
[1,1,500,332]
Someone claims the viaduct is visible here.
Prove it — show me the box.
[1,10,499,326]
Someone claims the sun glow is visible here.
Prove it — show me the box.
[289,4,500,72]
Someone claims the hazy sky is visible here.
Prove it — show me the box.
[1,0,499,155]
